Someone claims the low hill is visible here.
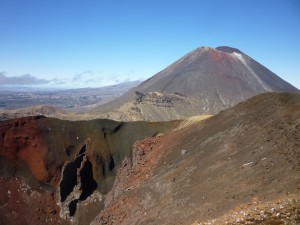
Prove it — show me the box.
[0,81,140,121]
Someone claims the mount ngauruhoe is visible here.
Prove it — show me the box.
[94,46,298,121]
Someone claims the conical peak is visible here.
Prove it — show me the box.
[137,44,298,96]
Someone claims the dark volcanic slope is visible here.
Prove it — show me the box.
[0,117,179,225]
[95,46,298,121]
[92,92,300,225]
[139,46,298,95]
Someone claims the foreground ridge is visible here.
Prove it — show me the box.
[92,92,300,225]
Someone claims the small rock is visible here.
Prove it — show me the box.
[270,208,275,214]
[181,149,188,155]
[242,162,254,168]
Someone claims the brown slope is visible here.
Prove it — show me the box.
[92,92,300,225]
[0,105,102,121]
[93,46,299,121]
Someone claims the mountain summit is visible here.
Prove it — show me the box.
[95,46,298,121]
[137,46,297,96]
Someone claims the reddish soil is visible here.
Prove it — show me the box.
[0,177,70,225]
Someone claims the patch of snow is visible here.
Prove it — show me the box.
[231,52,272,91]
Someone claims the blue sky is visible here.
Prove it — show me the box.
[0,0,299,88]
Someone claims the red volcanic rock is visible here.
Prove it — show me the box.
[0,117,49,182]
[111,137,164,197]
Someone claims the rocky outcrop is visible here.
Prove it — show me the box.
[134,91,189,107]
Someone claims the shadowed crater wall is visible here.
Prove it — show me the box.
[79,159,97,200]
[60,145,86,202]
[59,144,97,217]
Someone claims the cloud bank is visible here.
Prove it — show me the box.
[71,70,126,87]
[0,72,49,85]
[0,70,142,88]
